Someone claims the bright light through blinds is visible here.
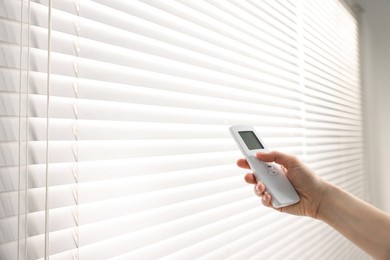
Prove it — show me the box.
[0,0,368,259]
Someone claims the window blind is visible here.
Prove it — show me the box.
[0,0,368,259]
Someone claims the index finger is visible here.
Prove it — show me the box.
[236,158,250,169]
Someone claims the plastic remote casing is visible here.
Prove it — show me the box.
[230,125,300,208]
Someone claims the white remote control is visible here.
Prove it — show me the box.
[229,125,300,208]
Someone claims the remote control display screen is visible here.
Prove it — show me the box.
[239,131,264,150]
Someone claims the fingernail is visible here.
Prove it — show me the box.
[255,185,259,192]
[259,183,264,191]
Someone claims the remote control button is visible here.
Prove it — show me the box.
[268,169,278,176]
[264,163,278,175]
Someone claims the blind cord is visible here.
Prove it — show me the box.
[44,0,53,259]
[17,0,24,258]
[72,2,81,259]
[24,0,31,258]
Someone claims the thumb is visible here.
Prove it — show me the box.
[256,151,299,169]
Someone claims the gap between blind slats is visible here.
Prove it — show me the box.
[1,43,301,91]
[307,156,363,173]
[304,48,359,86]
[1,171,248,221]
[0,68,29,93]
[10,0,300,86]
[0,0,26,21]
[305,105,362,121]
[82,0,299,63]
[305,146,362,158]
[305,101,362,120]
[302,33,358,76]
[138,0,298,51]
[7,194,271,258]
[1,117,305,142]
[75,37,299,86]
[213,219,325,260]
[304,87,362,112]
[304,61,360,96]
[20,83,303,118]
[252,0,298,26]
[49,0,299,52]
[0,155,240,191]
[305,0,358,41]
[1,94,304,126]
[34,0,300,69]
[305,114,361,127]
[0,69,302,109]
[0,139,237,165]
[307,153,362,171]
[304,79,360,106]
[306,57,358,96]
[43,205,294,259]
[232,221,330,260]
[303,0,358,60]
[0,152,242,190]
[312,162,363,182]
[110,215,313,260]
[303,37,359,85]
[305,129,362,137]
[2,160,359,242]
[0,17,302,89]
[199,222,331,260]
[303,44,358,81]
[77,16,300,79]
[212,0,298,39]
[305,115,362,131]
[0,138,303,166]
[304,21,358,73]
[14,1,301,78]
[1,184,253,244]
[304,60,359,95]
[24,77,302,117]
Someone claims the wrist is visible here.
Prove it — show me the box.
[314,181,334,220]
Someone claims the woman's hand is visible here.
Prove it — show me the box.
[237,151,329,218]
[237,151,390,259]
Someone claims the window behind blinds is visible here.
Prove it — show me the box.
[0,0,368,259]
